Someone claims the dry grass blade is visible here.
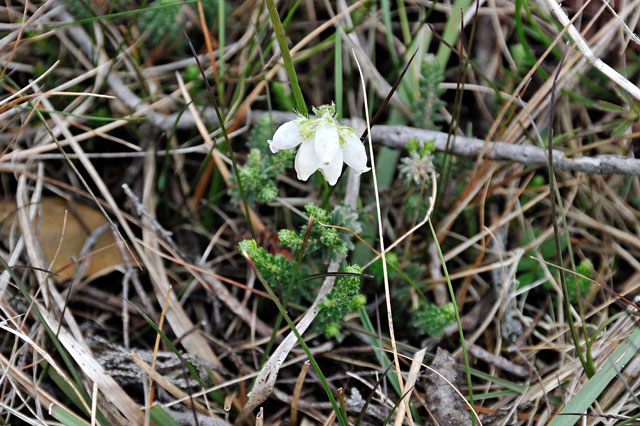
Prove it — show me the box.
[352,50,411,425]
[392,348,425,426]
[0,306,143,423]
[138,155,223,370]
[3,0,640,423]
[132,352,211,416]
[290,360,311,425]
[544,0,640,100]
[0,352,85,423]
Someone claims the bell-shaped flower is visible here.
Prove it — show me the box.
[268,103,370,186]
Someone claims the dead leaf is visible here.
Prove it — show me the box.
[0,197,127,281]
[423,348,471,426]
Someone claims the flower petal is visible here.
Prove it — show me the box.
[268,120,304,153]
[295,139,320,181]
[314,123,340,167]
[319,149,343,186]
[343,133,371,175]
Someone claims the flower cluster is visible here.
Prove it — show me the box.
[399,138,434,186]
[268,104,370,185]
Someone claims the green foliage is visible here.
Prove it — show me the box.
[595,97,640,138]
[517,230,568,289]
[388,262,427,310]
[60,0,94,20]
[139,0,182,45]
[316,265,367,338]
[277,229,303,250]
[568,258,594,304]
[519,174,546,205]
[370,252,399,283]
[411,302,456,337]
[329,204,362,252]
[233,149,279,203]
[411,54,445,130]
[231,116,294,205]
[409,138,435,156]
[517,234,592,303]
[403,192,430,221]
[240,201,363,307]
[399,138,434,222]
[247,114,277,154]
[271,82,295,112]
[240,203,363,305]
[529,175,546,188]
[511,43,535,71]
[183,64,200,82]
[238,239,294,290]
[279,203,362,262]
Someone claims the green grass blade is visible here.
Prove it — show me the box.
[380,0,400,68]
[260,217,314,366]
[0,259,98,423]
[396,0,411,45]
[548,326,640,426]
[48,367,110,426]
[183,32,256,239]
[218,0,226,98]
[515,0,549,79]
[125,299,206,388]
[357,307,403,396]
[382,387,413,426]
[427,220,476,425]
[335,30,343,120]
[150,406,182,426]
[374,147,400,189]
[49,404,91,426]
[435,0,473,67]
[265,0,308,116]
[48,368,88,417]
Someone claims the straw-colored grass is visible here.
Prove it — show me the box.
[1,0,639,425]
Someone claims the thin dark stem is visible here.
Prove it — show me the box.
[183,30,256,239]
[547,42,593,377]
[360,48,418,142]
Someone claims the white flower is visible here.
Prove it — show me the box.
[268,104,370,186]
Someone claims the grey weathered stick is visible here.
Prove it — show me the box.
[468,345,529,378]
[372,125,640,177]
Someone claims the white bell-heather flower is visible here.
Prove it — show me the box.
[268,104,370,186]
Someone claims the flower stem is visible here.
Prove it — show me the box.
[183,30,255,239]
[265,0,308,116]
